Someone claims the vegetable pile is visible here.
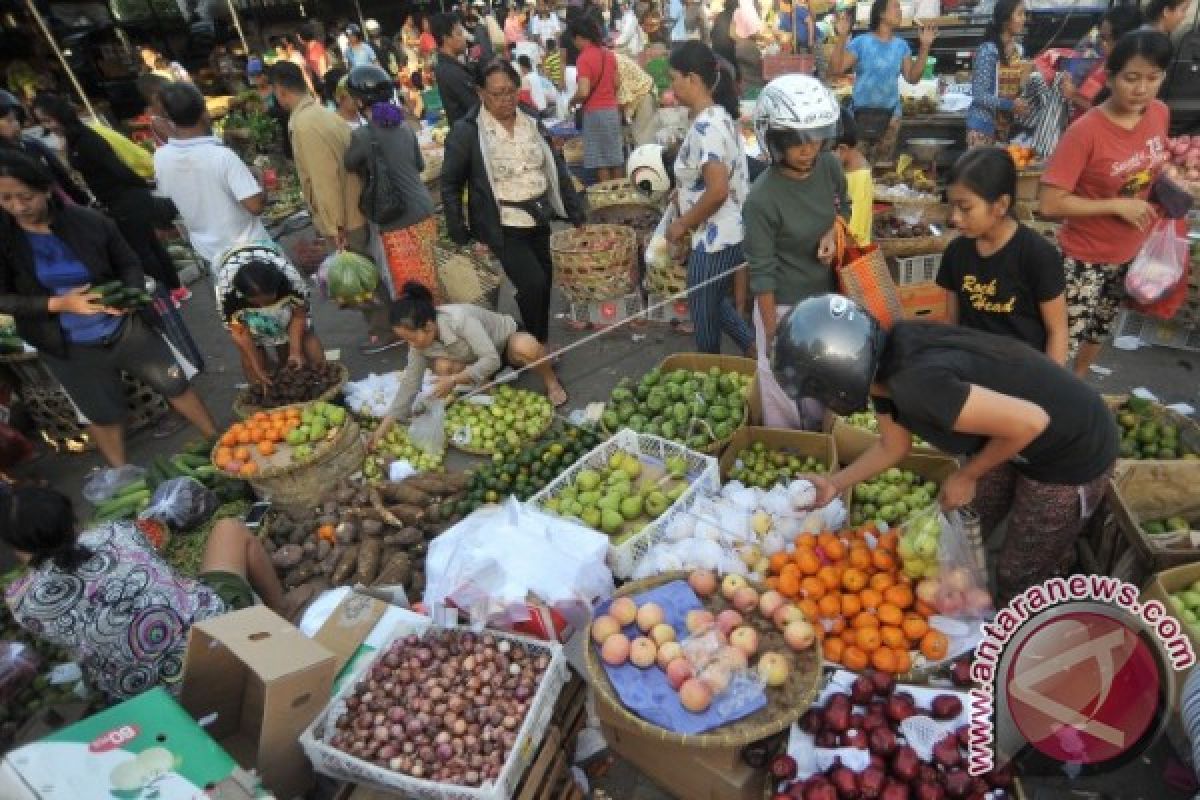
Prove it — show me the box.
[592,570,818,714]
[214,401,348,477]
[240,362,345,409]
[842,411,928,448]
[445,386,554,454]
[726,441,827,488]
[1166,135,1200,184]
[328,629,552,787]
[601,366,753,450]
[325,251,381,307]
[461,425,602,511]
[261,472,469,615]
[91,439,246,524]
[538,452,690,544]
[365,424,445,480]
[1142,516,1192,536]
[1114,396,1198,460]
[1167,579,1200,634]
[850,469,940,528]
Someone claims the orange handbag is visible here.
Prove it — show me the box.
[831,217,904,329]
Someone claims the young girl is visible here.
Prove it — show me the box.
[938,148,1068,362]
[372,283,568,444]
[4,487,285,701]
[665,41,754,355]
[834,108,873,244]
[1040,30,1172,377]
[215,244,325,387]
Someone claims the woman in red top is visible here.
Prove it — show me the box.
[569,17,623,182]
[1040,30,1172,377]
[419,16,438,65]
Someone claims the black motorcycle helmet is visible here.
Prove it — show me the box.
[346,65,395,106]
[0,90,25,124]
[771,294,887,416]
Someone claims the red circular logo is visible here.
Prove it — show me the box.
[1004,611,1162,765]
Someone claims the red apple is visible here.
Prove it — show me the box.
[914,782,945,800]
[932,734,962,768]
[870,669,896,697]
[816,731,838,747]
[828,765,860,799]
[943,769,971,799]
[770,754,798,782]
[890,746,920,783]
[957,725,969,748]
[799,708,822,734]
[804,777,838,800]
[850,712,865,730]
[880,780,910,800]
[859,765,887,799]
[868,726,897,757]
[885,693,916,724]
[824,703,852,734]
[852,675,875,704]
[917,765,939,785]
[931,694,964,720]
[843,728,868,749]
[950,659,973,688]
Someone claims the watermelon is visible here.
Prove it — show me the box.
[323,250,380,304]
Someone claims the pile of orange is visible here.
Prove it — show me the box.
[1006,144,1037,170]
[765,527,949,675]
[213,407,302,477]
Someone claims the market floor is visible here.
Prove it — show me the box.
[10,262,1200,799]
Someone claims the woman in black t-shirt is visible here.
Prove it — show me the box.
[774,295,1118,602]
[937,148,1068,363]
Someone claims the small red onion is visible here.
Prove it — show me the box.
[436,742,453,761]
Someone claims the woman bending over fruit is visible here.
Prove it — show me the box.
[776,295,1118,603]
[372,282,567,446]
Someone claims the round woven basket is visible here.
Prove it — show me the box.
[232,363,349,419]
[585,572,823,749]
[433,245,502,310]
[212,411,366,511]
[876,233,955,258]
[585,179,667,211]
[550,224,638,305]
[644,258,688,297]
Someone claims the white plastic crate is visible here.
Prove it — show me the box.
[566,292,644,326]
[889,252,941,285]
[528,428,719,579]
[300,621,569,800]
[1114,309,1200,353]
[643,294,691,324]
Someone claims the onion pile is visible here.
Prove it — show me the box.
[329,630,551,787]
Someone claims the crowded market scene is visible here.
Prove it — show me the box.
[0,0,1198,795]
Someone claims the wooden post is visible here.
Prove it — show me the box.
[227,0,250,54]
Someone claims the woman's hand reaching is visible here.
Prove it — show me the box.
[817,226,838,265]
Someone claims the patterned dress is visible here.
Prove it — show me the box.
[5,522,226,701]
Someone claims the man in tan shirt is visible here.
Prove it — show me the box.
[269,61,398,353]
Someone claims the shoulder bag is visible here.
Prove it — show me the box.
[359,126,408,225]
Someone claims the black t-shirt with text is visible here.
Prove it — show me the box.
[936,224,1065,352]
[871,323,1118,485]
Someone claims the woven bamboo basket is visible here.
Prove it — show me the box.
[232,363,349,419]
[213,408,366,511]
[550,224,638,305]
[644,257,688,297]
[585,179,667,211]
[875,232,955,258]
[563,137,584,165]
[585,572,823,749]
[433,245,502,310]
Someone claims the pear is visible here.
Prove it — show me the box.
[644,491,669,517]
[601,509,624,534]
[582,508,602,529]
[619,495,644,520]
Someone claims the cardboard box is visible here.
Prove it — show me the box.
[181,606,336,800]
[1108,460,1200,571]
[660,352,762,427]
[718,427,838,483]
[899,281,949,322]
[598,712,764,800]
[846,452,960,523]
[831,415,944,463]
[1139,564,1200,759]
[313,592,388,676]
[0,687,259,800]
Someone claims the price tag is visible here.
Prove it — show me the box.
[465,394,494,406]
[451,426,472,447]
[49,662,83,685]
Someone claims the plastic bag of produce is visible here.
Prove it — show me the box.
[1129,218,1192,320]
[82,465,147,506]
[321,249,380,307]
[408,395,446,456]
[1125,219,1188,305]
[0,642,39,705]
[138,477,219,532]
[752,304,825,431]
[902,505,992,623]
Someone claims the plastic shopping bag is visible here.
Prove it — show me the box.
[1125,219,1189,305]
[408,395,446,456]
[139,477,218,532]
[904,505,992,621]
[1130,219,1192,320]
[82,465,146,505]
[751,304,824,430]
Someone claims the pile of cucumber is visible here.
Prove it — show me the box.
[90,440,251,523]
[92,280,152,311]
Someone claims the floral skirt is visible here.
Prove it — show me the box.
[380,216,441,303]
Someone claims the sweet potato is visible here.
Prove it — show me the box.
[383,527,422,547]
[331,545,359,585]
[271,544,306,569]
[335,521,358,544]
[355,538,383,585]
[284,561,319,588]
[283,580,323,618]
[316,538,332,560]
[387,505,425,526]
[319,544,343,575]
[378,482,430,506]
[374,551,412,587]
[360,518,385,537]
[288,523,311,546]
[403,472,470,495]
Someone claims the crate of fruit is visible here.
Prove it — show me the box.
[830,411,942,463]
[718,427,836,486]
[529,429,719,579]
[847,453,958,529]
[1105,394,1200,463]
[1108,460,1200,571]
[300,620,569,800]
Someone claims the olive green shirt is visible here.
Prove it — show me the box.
[389,305,519,419]
[743,153,847,305]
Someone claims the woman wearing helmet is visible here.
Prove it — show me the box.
[778,295,1118,602]
[744,75,844,349]
[343,65,439,303]
[0,91,88,206]
[664,41,754,356]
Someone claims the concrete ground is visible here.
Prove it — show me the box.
[8,235,1198,799]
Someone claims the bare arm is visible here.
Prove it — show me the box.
[1040,295,1069,366]
[820,412,914,500]
[902,24,937,84]
[240,192,266,215]
[1039,185,1156,230]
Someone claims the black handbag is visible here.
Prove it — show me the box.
[358,126,407,225]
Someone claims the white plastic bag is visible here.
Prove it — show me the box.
[82,465,146,505]
[408,395,446,456]
[644,198,686,274]
[751,304,825,430]
[1125,219,1188,304]
[138,477,219,531]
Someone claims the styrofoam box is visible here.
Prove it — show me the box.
[567,293,645,326]
[528,429,719,579]
[1114,309,1200,353]
[299,621,569,800]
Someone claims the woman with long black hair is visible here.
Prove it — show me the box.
[569,16,623,182]
[967,0,1029,147]
[0,90,88,204]
[31,94,184,300]
[778,294,1118,603]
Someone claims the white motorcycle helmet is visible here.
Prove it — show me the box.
[752,74,841,164]
[626,144,671,193]
[364,18,382,35]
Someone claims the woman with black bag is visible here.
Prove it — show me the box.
[342,65,439,301]
[31,94,185,302]
[441,58,585,344]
